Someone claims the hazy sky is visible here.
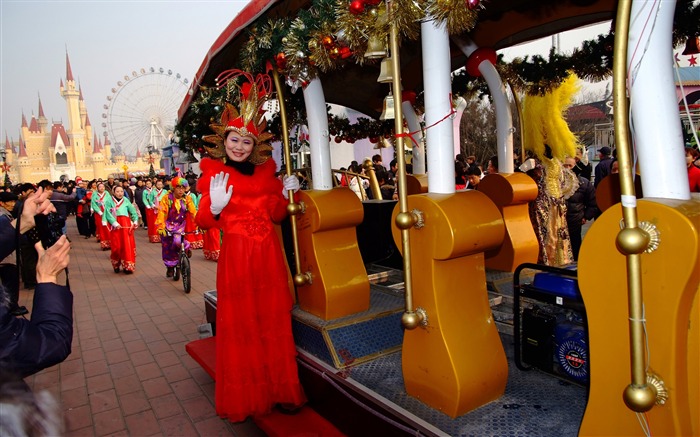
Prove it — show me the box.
[2,2,688,149]
[1,0,244,145]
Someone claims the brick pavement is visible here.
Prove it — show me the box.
[19,220,267,437]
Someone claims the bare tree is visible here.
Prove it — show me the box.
[458,97,498,168]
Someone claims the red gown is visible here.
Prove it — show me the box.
[109,215,137,272]
[202,227,221,261]
[196,158,305,421]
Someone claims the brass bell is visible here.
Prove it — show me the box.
[365,35,388,59]
[377,57,393,83]
[682,36,700,55]
[379,91,395,120]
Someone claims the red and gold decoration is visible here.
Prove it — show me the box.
[174,0,699,156]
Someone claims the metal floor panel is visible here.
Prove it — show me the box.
[346,334,587,437]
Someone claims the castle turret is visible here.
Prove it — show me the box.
[37,95,48,133]
[79,84,87,128]
[28,113,40,133]
[92,132,105,179]
[60,51,82,134]
[3,133,13,167]
[17,136,31,183]
[103,132,111,163]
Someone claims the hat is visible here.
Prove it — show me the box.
[170,176,189,188]
[202,70,274,165]
[0,192,19,202]
[599,146,611,156]
[75,177,83,184]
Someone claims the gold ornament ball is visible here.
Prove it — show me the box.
[281,37,288,44]
[623,384,656,412]
[402,311,420,330]
[395,211,416,230]
[308,39,319,51]
[293,273,308,287]
[616,227,649,255]
[287,202,302,216]
[368,7,378,18]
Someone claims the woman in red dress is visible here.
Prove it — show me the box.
[196,71,305,422]
[103,186,139,273]
[91,182,112,250]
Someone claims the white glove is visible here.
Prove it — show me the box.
[210,171,233,215]
[282,175,300,200]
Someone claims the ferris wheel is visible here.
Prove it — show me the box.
[102,67,189,158]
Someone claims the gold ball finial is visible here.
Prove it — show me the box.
[287,202,301,216]
[293,273,308,287]
[402,311,420,330]
[616,227,650,255]
[395,211,416,230]
[623,384,657,412]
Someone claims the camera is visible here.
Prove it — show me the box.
[34,212,65,249]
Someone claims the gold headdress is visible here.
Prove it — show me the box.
[202,70,275,165]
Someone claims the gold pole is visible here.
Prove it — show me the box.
[272,68,310,287]
[387,0,422,330]
[612,0,656,412]
[363,158,383,200]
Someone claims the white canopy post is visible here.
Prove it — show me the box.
[421,19,455,193]
[628,0,688,200]
[453,36,514,173]
[303,77,333,190]
[401,98,426,174]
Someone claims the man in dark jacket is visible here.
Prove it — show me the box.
[593,146,613,188]
[0,188,73,379]
[564,157,599,260]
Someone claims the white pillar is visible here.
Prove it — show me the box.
[453,37,514,173]
[452,96,467,159]
[302,77,333,190]
[628,0,687,200]
[401,101,426,174]
[421,19,454,194]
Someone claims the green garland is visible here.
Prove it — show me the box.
[175,1,700,155]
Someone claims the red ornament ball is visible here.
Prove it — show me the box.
[349,0,365,15]
[321,35,334,49]
[334,136,343,143]
[365,0,381,5]
[275,52,286,69]
[466,0,480,9]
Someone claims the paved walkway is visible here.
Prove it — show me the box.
[20,220,266,437]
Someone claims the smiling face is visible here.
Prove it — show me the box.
[225,131,255,163]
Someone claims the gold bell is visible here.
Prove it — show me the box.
[377,57,393,83]
[365,35,388,59]
[379,91,395,120]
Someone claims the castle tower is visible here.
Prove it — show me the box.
[103,132,112,163]
[37,95,48,133]
[79,85,87,129]
[60,52,81,134]
[92,132,105,178]
[3,133,13,168]
[28,113,40,134]
[20,112,28,139]
[17,135,31,183]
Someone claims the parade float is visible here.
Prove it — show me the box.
[178,0,699,435]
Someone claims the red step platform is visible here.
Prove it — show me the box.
[185,337,346,436]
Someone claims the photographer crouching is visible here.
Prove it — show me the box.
[0,187,73,379]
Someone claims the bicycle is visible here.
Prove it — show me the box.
[166,230,199,294]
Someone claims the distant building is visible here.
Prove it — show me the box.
[2,52,160,184]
